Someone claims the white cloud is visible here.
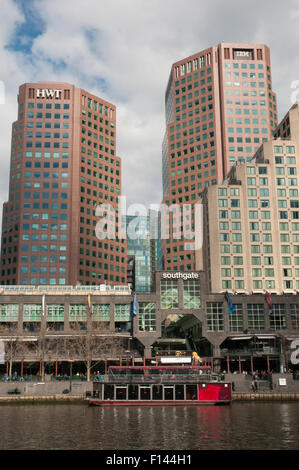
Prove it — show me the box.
[0,0,299,224]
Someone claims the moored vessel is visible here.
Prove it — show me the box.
[86,360,231,406]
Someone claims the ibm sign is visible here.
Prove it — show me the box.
[36,89,62,99]
[233,50,253,60]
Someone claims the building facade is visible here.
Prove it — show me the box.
[162,43,277,271]
[1,272,299,376]
[197,101,299,295]
[0,82,127,286]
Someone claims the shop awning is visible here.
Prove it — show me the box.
[255,335,276,339]
[229,336,252,340]
[155,338,187,344]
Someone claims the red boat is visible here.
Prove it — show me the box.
[86,363,231,406]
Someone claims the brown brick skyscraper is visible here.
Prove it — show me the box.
[162,42,278,271]
[0,82,126,286]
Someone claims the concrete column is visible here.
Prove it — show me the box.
[242,301,248,331]
[109,303,115,332]
[144,344,152,357]
[63,299,70,333]
[213,358,222,373]
[285,303,292,330]
[135,334,158,358]
[178,279,184,308]
[86,297,93,331]
[213,344,222,357]
[18,303,24,334]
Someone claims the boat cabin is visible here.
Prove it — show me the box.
[89,365,230,404]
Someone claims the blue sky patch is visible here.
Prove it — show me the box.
[6,0,45,54]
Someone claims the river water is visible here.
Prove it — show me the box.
[1,402,299,450]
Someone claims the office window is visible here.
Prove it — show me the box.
[161,280,179,309]
[290,305,299,330]
[270,305,286,330]
[92,304,110,321]
[47,304,64,322]
[0,304,19,322]
[69,304,87,322]
[138,302,156,332]
[229,304,243,332]
[183,280,201,308]
[115,304,131,322]
[206,302,224,331]
[247,304,264,330]
[23,304,42,322]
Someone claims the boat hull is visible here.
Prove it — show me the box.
[86,399,231,406]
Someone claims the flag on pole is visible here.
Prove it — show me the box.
[133,293,137,316]
[265,292,273,313]
[87,294,93,315]
[42,294,46,316]
[225,291,235,314]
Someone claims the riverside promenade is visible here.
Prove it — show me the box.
[0,375,92,403]
[1,372,299,403]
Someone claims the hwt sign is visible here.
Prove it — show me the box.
[36,89,61,99]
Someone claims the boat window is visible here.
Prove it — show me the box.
[115,387,127,400]
[186,384,197,400]
[140,387,151,400]
[175,385,185,400]
[104,384,114,400]
[128,385,138,400]
[164,387,174,400]
[152,385,163,400]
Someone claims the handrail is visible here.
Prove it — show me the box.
[97,374,222,384]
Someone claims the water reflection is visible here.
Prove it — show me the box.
[1,403,299,450]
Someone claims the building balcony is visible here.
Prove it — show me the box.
[221,347,280,357]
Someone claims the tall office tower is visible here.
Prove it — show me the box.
[0,82,127,286]
[197,101,299,295]
[149,208,163,288]
[162,42,277,271]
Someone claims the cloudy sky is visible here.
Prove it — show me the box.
[0,0,299,224]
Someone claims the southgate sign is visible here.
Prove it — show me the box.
[36,89,62,99]
[162,272,199,280]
